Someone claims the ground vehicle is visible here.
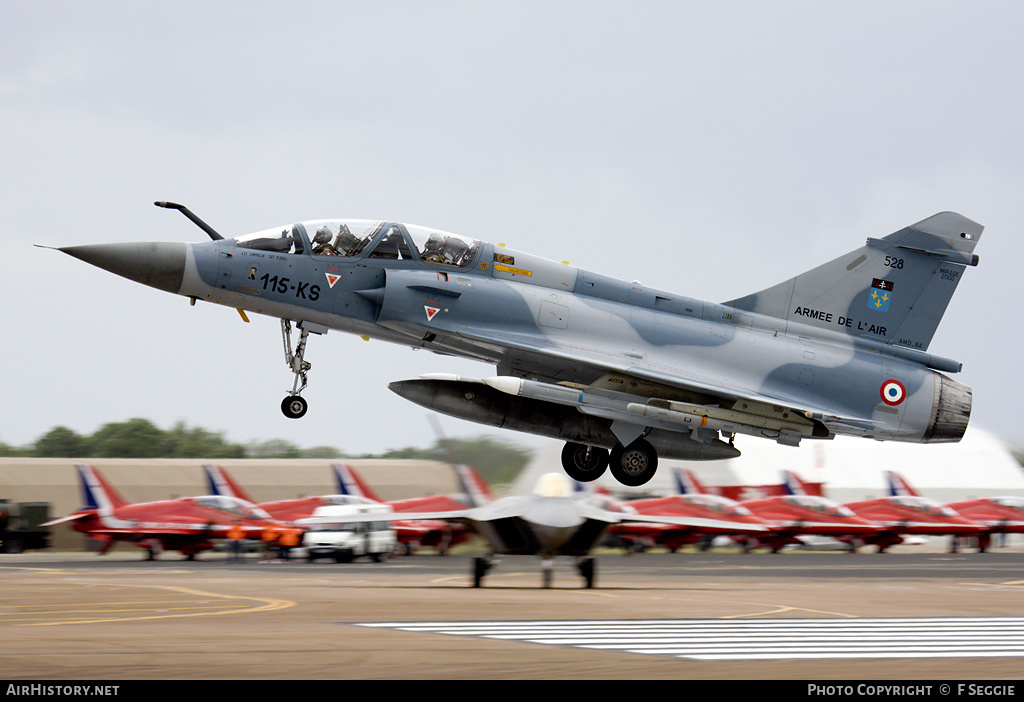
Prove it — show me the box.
[1,500,51,553]
[298,504,397,563]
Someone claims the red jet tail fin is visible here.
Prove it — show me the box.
[454,465,495,507]
[673,468,709,495]
[781,470,812,496]
[331,463,383,502]
[76,464,128,511]
[202,464,254,502]
[886,471,920,497]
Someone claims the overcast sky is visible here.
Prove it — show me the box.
[2,1,1023,459]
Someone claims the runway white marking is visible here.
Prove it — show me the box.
[353,617,1024,660]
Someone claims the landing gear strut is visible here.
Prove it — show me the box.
[576,557,596,588]
[472,555,497,587]
[281,320,325,419]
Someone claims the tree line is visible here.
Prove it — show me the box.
[0,418,533,487]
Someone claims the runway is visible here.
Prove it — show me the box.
[2,548,1024,679]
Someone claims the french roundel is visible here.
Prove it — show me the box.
[880,380,906,406]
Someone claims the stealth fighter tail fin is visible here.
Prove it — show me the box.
[725,212,983,352]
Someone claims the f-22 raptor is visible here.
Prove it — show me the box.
[51,204,982,487]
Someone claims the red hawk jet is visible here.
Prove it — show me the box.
[604,469,774,552]
[42,464,280,560]
[842,471,984,552]
[204,462,493,554]
[887,471,1022,553]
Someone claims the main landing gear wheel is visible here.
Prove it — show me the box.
[608,438,658,487]
[560,442,609,482]
[281,395,308,419]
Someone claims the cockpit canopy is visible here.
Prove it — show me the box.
[682,494,755,517]
[891,496,958,517]
[234,220,481,268]
[784,495,856,517]
[193,495,273,520]
[319,495,379,507]
[991,496,1024,511]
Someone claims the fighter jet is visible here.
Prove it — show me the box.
[339,471,768,587]
[603,471,773,553]
[783,470,983,553]
[50,204,982,487]
[887,471,1024,553]
[204,462,491,554]
[42,464,281,560]
[674,471,882,553]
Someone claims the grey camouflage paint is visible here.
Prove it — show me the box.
[57,210,981,473]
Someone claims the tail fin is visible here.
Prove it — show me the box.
[203,464,254,502]
[725,212,983,352]
[781,470,811,496]
[673,468,710,495]
[331,463,383,502]
[885,470,920,497]
[453,465,495,507]
[76,464,128,511]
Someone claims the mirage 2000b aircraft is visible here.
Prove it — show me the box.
[51,205,982,488]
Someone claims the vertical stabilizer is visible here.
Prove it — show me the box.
[76,465,128,511]
[203,464,254,502]
[454,464,495,507]
[781,470,811,496]
[725,212,983,352]
[332,463,384,502]
[673,468,710,495]
[886,471,920,497]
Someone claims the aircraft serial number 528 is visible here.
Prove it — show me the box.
[49,202,982,487]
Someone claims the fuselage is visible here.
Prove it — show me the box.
[59,216,973,457]
[945,497,1024,533]
[844,496,983,536]
[608,493,774,551]
[741,495,882,536]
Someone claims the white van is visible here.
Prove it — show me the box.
[297,503,397,563]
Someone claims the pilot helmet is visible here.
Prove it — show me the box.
[424,233,444,251]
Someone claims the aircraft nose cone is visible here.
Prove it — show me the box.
[59,242,187,294]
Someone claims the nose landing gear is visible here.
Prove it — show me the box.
[280,319,327,418]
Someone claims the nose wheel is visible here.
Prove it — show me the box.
[281,395,308,419]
